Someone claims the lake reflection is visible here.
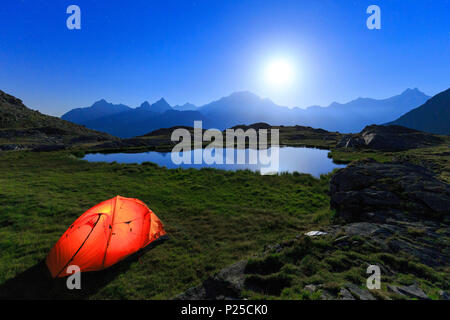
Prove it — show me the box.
[83,147,345,177]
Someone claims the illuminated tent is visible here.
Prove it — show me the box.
[46,195,166,278]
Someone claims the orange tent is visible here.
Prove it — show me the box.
[46,196,166,278]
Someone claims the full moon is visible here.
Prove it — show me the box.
[264,58,294,87]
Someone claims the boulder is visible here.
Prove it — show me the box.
[305,231,327,237]
[345,283,376,300]
[338,288,355,300]
[330,159,450,222]
[387,284,430,300]
[439,290,449,300]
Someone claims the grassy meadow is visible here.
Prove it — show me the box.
[0,150,334,299]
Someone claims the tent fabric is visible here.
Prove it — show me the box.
[46,195,166,278]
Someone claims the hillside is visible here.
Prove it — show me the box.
[387,87,450,135]
[0,90,116,151]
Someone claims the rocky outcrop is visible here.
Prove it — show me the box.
[337,125,444,151]
[330,159,450,222]
[330,159,450,268]
[341,221,449,267]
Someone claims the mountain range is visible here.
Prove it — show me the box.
[61,88,436,138]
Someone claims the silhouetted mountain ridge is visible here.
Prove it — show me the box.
[61,88,431,137]
[387,87,450,135]
[61,99,131,125]
[290,88,430,133]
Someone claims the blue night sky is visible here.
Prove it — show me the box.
[0,0,449,116]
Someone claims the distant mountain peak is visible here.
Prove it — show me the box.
[403,87,420,93]
[134,98,171,113]
[92,99,108,105]
[149,97,171,113]
[328,101,341,107]
[138,101,151,109]
[156,97,168,104]
[228,91,260,99]
[222,91,279,107]
[152,97,170,106]
[400,88,427,97]
[90,99,130,109]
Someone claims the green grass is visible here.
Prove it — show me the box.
[241,235,449,300]
[0,151,332,299]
